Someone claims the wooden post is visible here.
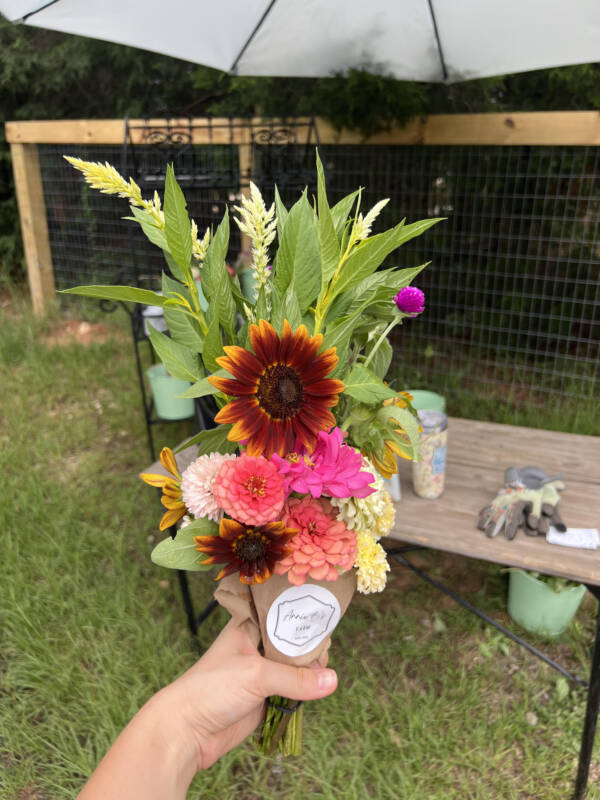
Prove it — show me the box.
[10,143,55,316]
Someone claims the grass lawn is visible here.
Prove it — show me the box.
[1,291,599,799]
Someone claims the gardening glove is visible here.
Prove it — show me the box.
[540,480,566,533]
[478,487,541,540]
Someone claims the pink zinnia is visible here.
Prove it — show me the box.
[275,496,357,585]
[272,427,375,499]
[213,454,285,526]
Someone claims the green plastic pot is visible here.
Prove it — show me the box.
[146,364,195,421]
[407,390,446,413]
[507,569,586,636]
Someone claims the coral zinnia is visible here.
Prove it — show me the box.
[208,319,344,458]
[195,517,297,584]
[213,454,285,526]
[140,447,186,531]
[275,496,357,586]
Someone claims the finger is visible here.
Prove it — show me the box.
[551,507,567,532]
[505,502,526,540]
[525,513,539,531]
[536,515,550,535]
[256,658,338,702]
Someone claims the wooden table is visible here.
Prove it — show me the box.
[390,417,600,584]
[388,417,600,799]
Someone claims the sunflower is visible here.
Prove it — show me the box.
[140,447,186,530]
[195,517,298,584]
[372,392,419,478]
[208,319,344,458]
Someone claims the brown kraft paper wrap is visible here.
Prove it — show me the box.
[214,569,356,667]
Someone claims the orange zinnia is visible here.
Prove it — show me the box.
[208,319,344,458]
[139,447,186,530]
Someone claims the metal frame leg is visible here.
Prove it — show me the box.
[573,586,600,800]
[177,569,198,637]
[387,549,587,685]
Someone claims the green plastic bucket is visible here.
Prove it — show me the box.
[507,569,586,636]
[407,390,446,413]
[146,364,195,421]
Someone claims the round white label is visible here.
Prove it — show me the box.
[265,584,341,657]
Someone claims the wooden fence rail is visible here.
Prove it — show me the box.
[6,111,600,315]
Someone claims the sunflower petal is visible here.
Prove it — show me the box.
[219,517,245,540]
[159,507,186,531]
[140,472,172,488]
[159,448,180,479]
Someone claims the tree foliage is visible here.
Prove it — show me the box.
[0,13,597,282]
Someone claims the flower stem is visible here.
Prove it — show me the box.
[363,318,400,369]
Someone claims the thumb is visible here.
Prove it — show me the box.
[257,657,338,701]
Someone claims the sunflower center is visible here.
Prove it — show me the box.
[244,474,266,497]
[234,531,267,562]
[256,364,304,420]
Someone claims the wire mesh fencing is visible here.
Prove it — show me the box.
[37,126,599,417]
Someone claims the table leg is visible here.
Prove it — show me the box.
[573,588,600,800]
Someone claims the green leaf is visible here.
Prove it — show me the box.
[164,306,205,352]
[255,285,270,321]
[160,273,205,351]
[178,369,228,399]
[331,190,360,238]
[126,207,168,250]
[151,526,214,572]
[147,325,201,382]
[162,248,187,283]
[274,186,289,242]
[202,315,224,374]
[271,285,302,333]
[334,218,443,299]
[368,337,393,380]
[351,264,428,309]
[378,404,421,449]
[273,191,321,312]
[161,271,187,299]
[316,151,340,284]
[60,285,168,307]
[164,165,193,280]
[175,425,237,455]
[343,364,397,404]
[202,211,236,340]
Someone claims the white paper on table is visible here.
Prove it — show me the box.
[546,527,600,549]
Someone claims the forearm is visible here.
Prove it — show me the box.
[77,687,197,800]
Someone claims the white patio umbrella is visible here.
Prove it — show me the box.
[1,0,599,82]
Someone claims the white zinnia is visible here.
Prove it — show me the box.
[180,452,236,522]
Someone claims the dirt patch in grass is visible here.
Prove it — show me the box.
[41,320,123,348]
[17,785,48,800]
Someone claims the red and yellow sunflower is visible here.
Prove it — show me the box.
[195,517,298,584]
[208,319,345,458]
[139,447,186,530]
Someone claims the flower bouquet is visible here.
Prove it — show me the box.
[63,152,441,754]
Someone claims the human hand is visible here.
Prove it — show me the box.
[163,621,338,773]
[78,622,337,800]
